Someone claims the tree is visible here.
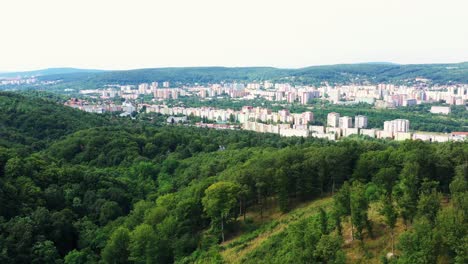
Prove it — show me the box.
[373,167,398,196]
[202,181,240,242]
[102,227,130,264]
[276,168,290,213]
[417,180,441,225]
[99,201,123,225]
[129,224,159,264]
[380,197,398,255]
[318,207,328,235]
[64,249,97,264]
[397,218,439,264]
[350,181,370,241]
[237,184,250,221]
[436,207,467,264]
[436,168,468,264]
[450,164,467,216]
[394,162,420,227]
[333,181,351,237]
[314,234,346,264]
[31,240,60,264]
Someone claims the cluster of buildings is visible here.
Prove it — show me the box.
[79,81,251,101]
[245,112,465,142]
[0,77,37,85]
[64,96,466,142]
[0,77,60,86]
[76,80,467,109]
[143,104,314,127]
[63,98,135,115]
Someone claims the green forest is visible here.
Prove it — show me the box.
[0,92,467,263]
[3,62,468,91]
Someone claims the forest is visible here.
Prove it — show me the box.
[0,92,466,263]
[3,62,468,92]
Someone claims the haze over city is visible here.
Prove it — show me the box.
[1,0,468,72]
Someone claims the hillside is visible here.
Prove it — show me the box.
[35,62,468,87]
[0,68,105,78]
[215,196,445,264]
[0,92,109,150]
[0,93,466,264]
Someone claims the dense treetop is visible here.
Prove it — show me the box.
[0,92,466,263]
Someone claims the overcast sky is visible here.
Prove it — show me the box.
[1,0,468,71]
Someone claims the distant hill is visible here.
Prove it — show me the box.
[0,67,105,78]
[35,62,468,86]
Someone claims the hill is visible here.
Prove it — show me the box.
[35,62,468,87]
[0,92,111,150]
[0,68,105,78]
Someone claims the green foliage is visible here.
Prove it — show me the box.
[203,181,241,242]
[314,234,346,264]
[102,227,130,264]
[397,218,440,264]
[32,240,61,264]
[417,180,442,224]
[350,181,371,241]
[394,162,420,225]
[240,211,346,264]
[0,92,108,150]
[0,92,466,263]
[129,224,159,264]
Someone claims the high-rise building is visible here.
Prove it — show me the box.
[275,92,284,101]
[301,92,310,105]
[138,83,149,94]
[327,112,340,127]
[163,81,170,88]
[384,119,410,133]
[355,115,368,128]
[264,81,273,89]
[339,116,353,128]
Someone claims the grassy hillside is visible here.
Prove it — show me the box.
[206,196,454,264]
[220,197,333,263]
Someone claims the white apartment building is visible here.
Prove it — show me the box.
[327,112,340,127]
[355,115,368,128]
[339,116,353,128]
[384,119,410,133]
[430,106,451,115]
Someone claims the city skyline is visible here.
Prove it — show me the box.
[1,0,468,72]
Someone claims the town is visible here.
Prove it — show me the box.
[63,79,468,143]
[72,80,468,107]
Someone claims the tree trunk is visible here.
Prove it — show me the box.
[221,216,225,243]
[391,229,395,255]
[332,179,335,195]
[239,200,242,217]
[243,199,246,221]
[260,198,264,221]
[350,217,354,241]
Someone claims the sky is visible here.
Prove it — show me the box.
[1,0,468,72]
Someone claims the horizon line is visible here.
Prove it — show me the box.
[1,61,468,73]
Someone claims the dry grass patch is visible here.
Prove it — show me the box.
[221,197,333,264]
